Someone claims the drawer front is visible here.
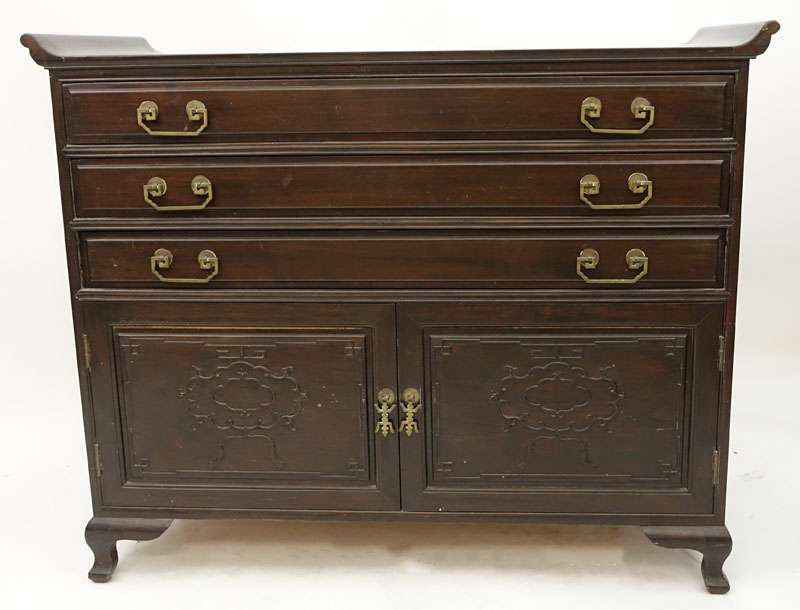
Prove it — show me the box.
[83,302,400,511]
[72,154,731,218]
[396,301,723,515]
[63,75,733,144]
[83,230,724,290]
[81,231,725,289]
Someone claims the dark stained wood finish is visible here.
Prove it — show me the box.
[81,230,725,289]
[71,154,731,218]
[62,75,734,144]
[22,22,778,588]
[643,526,733,593]
[83,301,400,511]
[397,302,722,514]
[85,517,172,582]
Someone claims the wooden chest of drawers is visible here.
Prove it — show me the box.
[22,21,778,592]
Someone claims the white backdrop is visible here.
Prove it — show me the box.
[1,1,798,608]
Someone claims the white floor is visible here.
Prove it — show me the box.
[1,350,797,610]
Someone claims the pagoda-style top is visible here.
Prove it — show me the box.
[22,21,779,69]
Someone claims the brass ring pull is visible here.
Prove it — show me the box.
[137,100,208,136]
[580,96,655,135]
[577,248,648,284]
[374,388,397,438]
[150,248,219,284]
[399,388,421,436]
[143,175,213,211]
[579,172,653,210]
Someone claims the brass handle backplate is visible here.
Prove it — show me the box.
[150,248,219,284]
[143,175,213,211]
[399,388,421,436]
[374,388,397,438]
[580,96,655,135]
[137,100,208,136]
[577,248,648,284]
[579,172,653,210]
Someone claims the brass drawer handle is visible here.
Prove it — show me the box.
[577,248,648,284]
[374,388,396,438]
[399,388,421,436]
[143,175,213,211]
[580,96,654,135]
[579,172,653,210]
[137,100,208,136]
[150,248,219,284]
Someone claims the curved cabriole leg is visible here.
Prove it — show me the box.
[84,517,173,582]
[642,525,733,594]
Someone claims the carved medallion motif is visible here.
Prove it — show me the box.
[490,361,623,469]
[178,360,307,468]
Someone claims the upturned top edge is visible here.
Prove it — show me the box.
[21,21,780,70]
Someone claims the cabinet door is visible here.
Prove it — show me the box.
[397,302,723,515]
[84,302,399,513]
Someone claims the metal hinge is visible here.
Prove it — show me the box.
[712,450,720,486]
[717,335,725,372]
[82,333,91,370]
[93,443,102,478]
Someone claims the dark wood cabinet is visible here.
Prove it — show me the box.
[22,20,778,592]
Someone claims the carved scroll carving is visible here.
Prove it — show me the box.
[490,361,623,469]
[178,360,307,469]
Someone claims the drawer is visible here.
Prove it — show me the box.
[71,154,731,219]
[63,75,734,144]
[81,230,725,289]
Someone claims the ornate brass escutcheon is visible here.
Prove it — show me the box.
[399,388,421,436]
[137,100,208,136]
[580,96,655,134]
[374,388,396,438]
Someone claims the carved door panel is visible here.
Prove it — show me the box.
[397,302,723,515]
[83,302,399,512]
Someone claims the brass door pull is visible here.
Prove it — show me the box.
[143,175,213,211]
[580,96,655,134]
[137,100,208,136]
[399,388,421,436]
[150,248,219,284]
[374,388,396,438]
[579,172,653,210]
[375,388,397,437]
[577,248,648,284]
